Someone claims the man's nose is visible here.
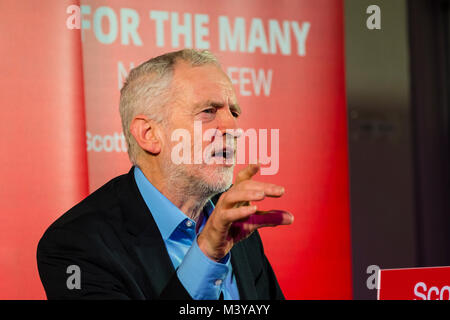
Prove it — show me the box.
[216,107,238,134]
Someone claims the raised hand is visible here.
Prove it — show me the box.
[197,164,294,261]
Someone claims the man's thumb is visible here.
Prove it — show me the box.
[235,163,260,184]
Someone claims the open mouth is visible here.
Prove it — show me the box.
[211,147,235,162]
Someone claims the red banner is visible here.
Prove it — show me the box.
[378,266,450,300]
[81,0,351,299]
[0,1,88,299]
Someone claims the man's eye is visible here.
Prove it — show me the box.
[202,108,216,114]
[231,111,240,118]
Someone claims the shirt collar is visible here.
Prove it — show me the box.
[134,166,214,240]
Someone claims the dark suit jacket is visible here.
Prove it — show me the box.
[36,167,284,300]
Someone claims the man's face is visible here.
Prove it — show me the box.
[160,61,241,196]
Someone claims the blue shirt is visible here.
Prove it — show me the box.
[134,167,240,300]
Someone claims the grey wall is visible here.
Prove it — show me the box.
[345,0,418,299]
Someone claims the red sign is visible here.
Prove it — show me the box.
[378,266,450,300]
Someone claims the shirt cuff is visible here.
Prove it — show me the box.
[177,236,230,300]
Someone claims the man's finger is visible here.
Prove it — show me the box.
[220,182,285,210]
[235,180,285,198]
[228,210,294,239]
[235,163,260,185]
[222,189,266,208]
[222,205,259,224]
[247,210,294,227]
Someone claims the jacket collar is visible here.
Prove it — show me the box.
[133,166,191,241]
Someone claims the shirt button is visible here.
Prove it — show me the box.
[185,220,193,228]
[215,279,223,286]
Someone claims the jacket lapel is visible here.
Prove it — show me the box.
[231,241,258,300]
[117,167,176,298]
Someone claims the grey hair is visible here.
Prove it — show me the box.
[119,49,221,165]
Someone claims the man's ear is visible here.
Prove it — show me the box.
[129,115,162,155]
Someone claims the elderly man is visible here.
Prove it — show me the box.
[37,49,293,300]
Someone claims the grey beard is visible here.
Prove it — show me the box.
[162,160,233,200]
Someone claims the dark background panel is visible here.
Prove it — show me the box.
[345,0,450,299]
